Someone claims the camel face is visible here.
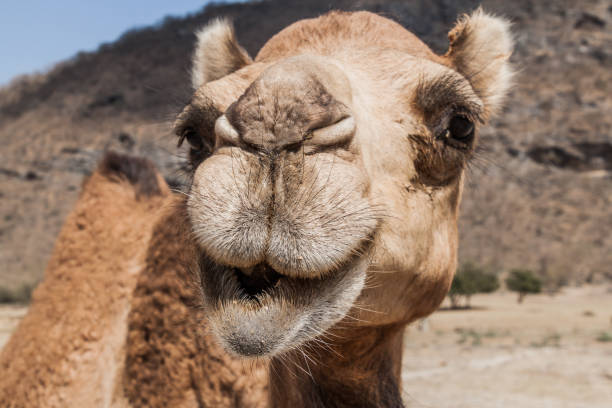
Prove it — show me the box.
[176,11,513,357]
[185,56,375,357]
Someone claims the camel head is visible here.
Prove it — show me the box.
[174,10,513,357]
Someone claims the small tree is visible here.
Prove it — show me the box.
[449,263,500,308]
[505,269,541,303]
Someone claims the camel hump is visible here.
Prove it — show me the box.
[98,151,163,197]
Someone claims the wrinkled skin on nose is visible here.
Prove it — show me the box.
[225,57,354,151]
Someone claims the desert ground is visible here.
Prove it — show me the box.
[402,285,612,407]
[2,285,611,407]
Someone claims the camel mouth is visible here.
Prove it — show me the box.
[232,264,283,300]
[204,258,335,308]
[197,251,369,357]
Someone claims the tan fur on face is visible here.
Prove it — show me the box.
[192,19,252,89]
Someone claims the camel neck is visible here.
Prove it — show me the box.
[269,325,405,408]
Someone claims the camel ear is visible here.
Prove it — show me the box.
[446,8,514,116]
[192,18,253,89]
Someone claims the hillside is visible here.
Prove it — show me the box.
[0,0,610,290]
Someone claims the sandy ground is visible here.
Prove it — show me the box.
[1,285,611,407]
[402,285,612,408]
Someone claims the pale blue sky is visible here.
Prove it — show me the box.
[0,1,242,85]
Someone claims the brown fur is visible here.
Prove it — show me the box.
[256,11,442,63]
[98,151,163,197]
[270,325,405,408]
[124,198,267,407]
[0,154,268,407]
[0,153,169,407]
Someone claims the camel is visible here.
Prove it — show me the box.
[0,153,171,407]
[0,153,267,407]
[0,9,513,408]
[176,9,513,406]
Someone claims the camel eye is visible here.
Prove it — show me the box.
[447,115,474,143]
[183,129,203,150]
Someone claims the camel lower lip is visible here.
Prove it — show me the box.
[197,256,329,356]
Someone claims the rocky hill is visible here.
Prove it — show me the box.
[0,0,610,292]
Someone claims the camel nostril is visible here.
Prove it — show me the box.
[214,115,241,146]
[308,116,355,147]
[234,264,282,298]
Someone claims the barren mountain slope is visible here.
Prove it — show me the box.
[0,0,609,289]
